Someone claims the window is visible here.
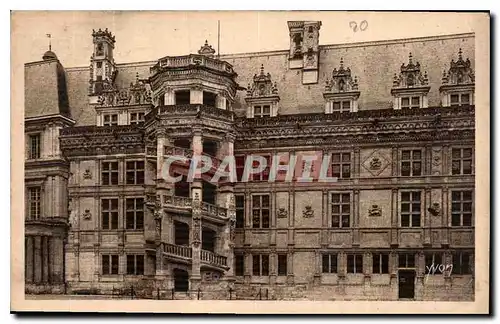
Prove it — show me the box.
[452,252,472,275]
[254,105,271,118]
[278,254,287,276]
[235,155,245,182]
[102,161,119,185]
[252,195,270,228]
[450,93,471,107]
[126,161,145,185]
[322,254,338,273]
[401,191,421,227]
[130,112,145,125]
[401,96,420,109]
[27,187,41,220]
[234,254,245,276]
[451,190,473,226]
[102,198,119,230]
[251,155,270,181]
[347,254,363,274]
[235,195,245,228]
[331,153,351,178]
[452,148,473,175]
[102,255,119,275]
[203,91,217,107]
[331,193,350,228]
[126,255,144,275]
[126,198,144,230]
[332,100,351,113]
[96,62,102,68]
[373,253,389,274]
[398,253,415,268]
[28,134,41,159]
[96,43,104,56]
[103,114,118,126]
[252,254,269,276]
[425,253,444,275]
[401,150,422,176]
[175,90,190,105]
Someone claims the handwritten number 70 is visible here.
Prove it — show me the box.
[350,20,368,32]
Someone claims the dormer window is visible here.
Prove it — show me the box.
[130,112,144,125]
[440,48,475,107]
[103,114,118,126]
[245,64,280,118]
[323,58,360,114]
[391,53,430,110]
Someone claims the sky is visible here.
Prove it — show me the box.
[12,11,480,67]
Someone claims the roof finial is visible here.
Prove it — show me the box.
[205,39,209,46]
[260,64,265,75]
[46,33,52,51]
[340,57,344,69]
[458,48,463,60]
[408,52,413,64]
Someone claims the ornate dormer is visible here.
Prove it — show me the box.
[198,40,216,58]
[323,58,360,113]
[440,48,475,107]
[89,28,117,99]
[244,64,280,118]
[391,53,430,110]
[287,21,322,84]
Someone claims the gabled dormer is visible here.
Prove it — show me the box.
[440,48,475,107]
[244,64,280,118]
[323,58,360,114]
[391,53,430,110]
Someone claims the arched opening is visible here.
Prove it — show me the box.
[202,181,216,205]
[173,268,189,292]
[174,221,190,246]
[202,228,216,252]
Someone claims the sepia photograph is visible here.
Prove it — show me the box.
[10,10,490,314]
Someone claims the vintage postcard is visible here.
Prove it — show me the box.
[10,11,490,314]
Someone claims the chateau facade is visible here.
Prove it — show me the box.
[24,21,475,301]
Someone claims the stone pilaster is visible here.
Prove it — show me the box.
[34,236,42,283]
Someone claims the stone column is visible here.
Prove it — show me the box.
[216,94,226,110]
[353,189,360,246]
[34,236,42,283]
[25,236,34,283]
[424,187,432,245]
[391,189,399,246]
[164,87,174,105]
[190,195,202,296]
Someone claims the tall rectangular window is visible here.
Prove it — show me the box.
[235,195,245,228]
[401,191,421,227]
[130,112,145,125]
[401,150,422,176]
[452,252,472,275]
[253,105,271,118]
[332,100,351,113]
[331,193,350,228]
[102,255,119,275]
[103,114,118,126]
[425,253,444,275]
[102,161,119,185]
[126,198,144,230]
[126,254,144,275]
[398,253,415,268]
[252,195,270,229]
[235,155,245,182]
[234,254,245,276]
[373,253,389,274]
[126,161,145,185]
[27,187,41,220]
[450,93,471,107]
[331,152,351,179]
[102,198,119,230]
[401,96,420,109]
[452,148,473,175]
[251,155,271,181]
[252,254,269,276]
[451,190,473,226]
[347,254,363,274]
[322,254,338,273]
[277,254,287,276]
[28,134,41,160]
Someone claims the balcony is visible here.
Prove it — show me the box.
[164,145,223,178]
[162,243,228,270]
[159,194,230,224]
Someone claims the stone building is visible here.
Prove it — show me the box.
[24,21,475,300]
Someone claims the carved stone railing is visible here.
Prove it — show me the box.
[163,243,192,259]
[201,202,229,219]
[164,145,222,170]
[151,54,235,76]
[159,194,229,221]
[157,104,234,121]
[163,195,192,208]
[201,249,228,268]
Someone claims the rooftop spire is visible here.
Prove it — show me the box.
[46,33,51,51]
